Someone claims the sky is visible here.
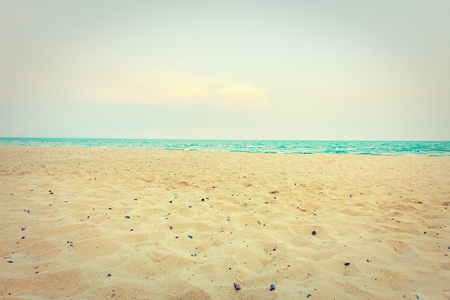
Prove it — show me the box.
[1,0,449,140]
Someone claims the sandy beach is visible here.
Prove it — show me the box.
[1,146,449,299]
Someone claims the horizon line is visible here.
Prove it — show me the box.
[1,136,449,142]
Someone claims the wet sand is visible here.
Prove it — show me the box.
[1,146,449,299]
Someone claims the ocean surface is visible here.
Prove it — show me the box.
[1,137,449,156]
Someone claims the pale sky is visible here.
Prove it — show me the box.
[1,0,449,140]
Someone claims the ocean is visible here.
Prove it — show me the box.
[1,137,449,156]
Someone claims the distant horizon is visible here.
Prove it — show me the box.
[1,136,449,142]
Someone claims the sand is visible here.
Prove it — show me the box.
[0,146,449,299]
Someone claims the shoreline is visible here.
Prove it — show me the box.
[2,144,450,162]
[1,146,449,298]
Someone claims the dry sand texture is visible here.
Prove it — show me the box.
[1,146,450,299]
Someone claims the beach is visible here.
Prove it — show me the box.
[1,145,449,299]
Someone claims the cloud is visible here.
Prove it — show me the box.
[94,70,271,108]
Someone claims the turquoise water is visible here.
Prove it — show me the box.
[1,138,449,156]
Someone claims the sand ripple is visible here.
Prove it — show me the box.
[1,146,449,299]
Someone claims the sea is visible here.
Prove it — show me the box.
[1,137,449,156]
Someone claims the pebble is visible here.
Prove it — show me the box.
[270,284,276,291]
[234,283,241,290]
